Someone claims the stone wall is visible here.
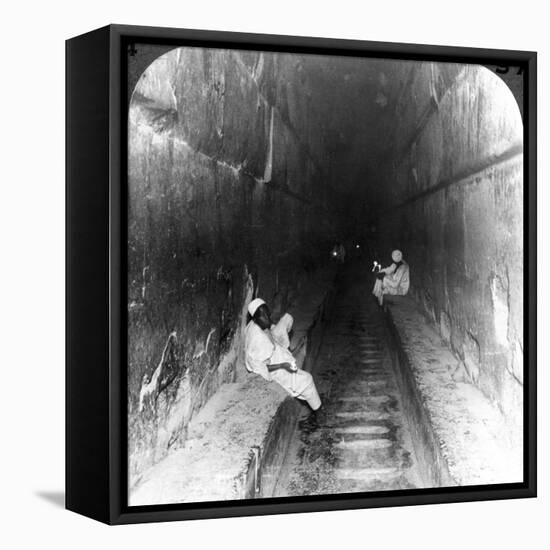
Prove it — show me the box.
[127,47,340,485]
[379,63,523,450]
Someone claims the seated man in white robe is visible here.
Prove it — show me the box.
[372,249,410,306]
[244,298,322,411]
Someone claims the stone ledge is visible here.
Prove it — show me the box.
[129,277,334,506]
[384,296,522,487]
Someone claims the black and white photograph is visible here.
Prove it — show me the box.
[5,0,550,545]
[126,45,526,506]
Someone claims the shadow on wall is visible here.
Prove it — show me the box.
[126,47,338,486]
[378,63,524,451]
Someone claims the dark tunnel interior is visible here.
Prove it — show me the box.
[126,46,523,492]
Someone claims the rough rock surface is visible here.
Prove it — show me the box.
[386,296,522,486]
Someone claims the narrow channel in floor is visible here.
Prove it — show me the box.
[273,264,424,497]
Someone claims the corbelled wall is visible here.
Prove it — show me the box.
[379,63,523,450]
[127,47,341,485]
[127,51,525,485]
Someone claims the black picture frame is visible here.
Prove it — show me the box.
[66,24,537,525]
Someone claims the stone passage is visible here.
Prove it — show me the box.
[274,268,423,496]
[125,50,524,485]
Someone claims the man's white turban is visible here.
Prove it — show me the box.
[391,250,403,262]
[247,298,266,317]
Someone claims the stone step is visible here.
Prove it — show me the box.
[352,379,394,387]
[337,447,413,470]
[341,393,395,402]
[335,425,390,435]
[331,417,391,429]
[358,343,382,347]
[336,438,393,449]
[358,369,385,375]
[342,388,395,398]
[335,411,391,420]
[349,384,391,391]
[334,432,394,443]
[337,395,389,403]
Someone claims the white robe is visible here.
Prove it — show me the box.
[373,261,410,304]
[244,314,321,410]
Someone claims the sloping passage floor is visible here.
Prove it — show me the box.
[273,265,424,497]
